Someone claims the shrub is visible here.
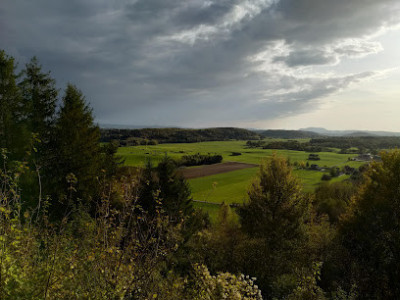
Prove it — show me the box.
[321,174,332,181]
[180,154,223,166]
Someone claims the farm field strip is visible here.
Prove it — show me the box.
[189,167,259,204]
[180,161,258,179]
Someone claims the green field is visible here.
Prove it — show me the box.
[190,167,258,204]
[117,140,362,167]
[117,140,365,221]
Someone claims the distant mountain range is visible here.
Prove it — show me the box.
[299,127,400,137]
[99,123,174,129]
[99,124,400,139]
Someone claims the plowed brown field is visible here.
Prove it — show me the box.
[180,162,258,179]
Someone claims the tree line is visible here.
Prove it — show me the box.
[309,136,400,152]
[257,129,321,139]
[247,136,400,154]
[101,127,261,145]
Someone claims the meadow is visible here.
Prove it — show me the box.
[117,140,364,220]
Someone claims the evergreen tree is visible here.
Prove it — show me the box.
[137,157,193,223]
[0,50,28,159]
[239,154,309,242]
[136,160,160,216]
[99,140,123,179]
[238,154,311,298]
[19,57,58,147]
[157,157,193,223]
[156,157,209,242]
[18,57,59,210]
[52,84,101,213]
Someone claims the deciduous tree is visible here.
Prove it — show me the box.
[340,149,400,298]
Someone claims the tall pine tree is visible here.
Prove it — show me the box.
[19,57,58,147]
[0,50,28,159]
[238,154,311,298]
[18,57,59,209]
[52,84,101,214]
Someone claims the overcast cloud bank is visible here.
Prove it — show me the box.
[2,0,400,127]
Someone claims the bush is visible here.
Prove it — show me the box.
[321,174,332,181]
[308,154,320,161]
[180,154,223,166]
[230,152,242,156]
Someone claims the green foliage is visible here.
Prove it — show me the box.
[0,152,260,299]
[18,57,59,212]
[156,157,193,222]
[188,264,263,300]
[237,154,311,298]
[309,154,321,161]
[339,149,400,298]
[19,57,58,144]
[180,153,223,166]
[101,127,261,144]
[0,175,174,298]
[314,181,356,223]
[260,130,320,139]
[51,84,102,213]
[136,157,202,228]
[321,174,332,181]
[239,154,310,241]
[287,262,326,300]
[310,136,400,152]
[0,50,29,160]
[189,203,243,274]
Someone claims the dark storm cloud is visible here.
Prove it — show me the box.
[1,0,399,126]
[275,0,400,43]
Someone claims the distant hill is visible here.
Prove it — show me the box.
[101,127,261,145]
[301,127,400,137]
[100,123,171,129]
[256,129,321,139]
[344,131,377,137]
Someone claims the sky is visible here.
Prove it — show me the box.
[2,0,400,131]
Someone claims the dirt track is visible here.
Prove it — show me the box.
[180,162,258,179]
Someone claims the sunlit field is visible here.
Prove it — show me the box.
[117,140,364,221]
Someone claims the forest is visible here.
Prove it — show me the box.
[247,136,400,154]
[101,127,261,145]
[2,49,400,299]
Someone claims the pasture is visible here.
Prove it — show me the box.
[117,140,365,220]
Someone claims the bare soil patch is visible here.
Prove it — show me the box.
[180,162,258,179]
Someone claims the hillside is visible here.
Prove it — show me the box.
[301,127,400,137]
[257,129,321,139]
[101,127,261,145]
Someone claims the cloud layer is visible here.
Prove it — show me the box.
[2,0,400,126]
